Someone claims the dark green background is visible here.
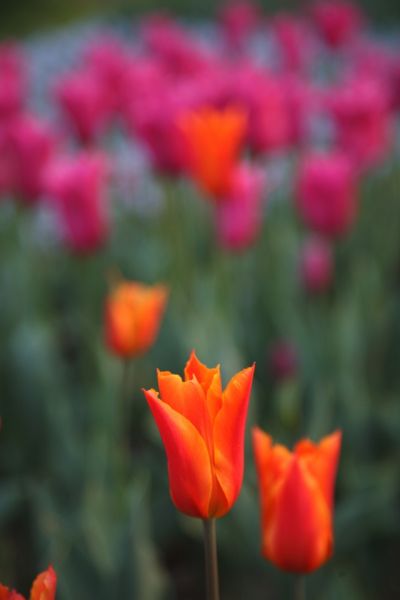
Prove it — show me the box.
[1,0,399,38]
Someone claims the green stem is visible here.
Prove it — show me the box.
[294,575,306,600]
[119,358,132,447]
[202,519,220,600]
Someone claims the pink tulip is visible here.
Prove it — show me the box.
[296,151,359,238]
[217,65,290,154]
[141,13,211,76]
[0,42,26,121]
[299,236,334,293]
[311,0,364,48]
[269,341,298,382]
[391,59,400,112]
[84,37,133,114]
[44,152,109,253]
[216,162,266,251]
[0,124,15,197]
[218,1,261,50]
[329,76,393,168]
[127,83,194,176]
[55,70,111,144]
[7,113,56,203]
[270,14,314,72]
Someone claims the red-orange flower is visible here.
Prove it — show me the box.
[0,566,57,600]
[105,280,168,357]
[143,352,255,518]
[179,106,247,199]
[253,429,341,573]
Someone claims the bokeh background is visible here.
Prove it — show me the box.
[0,1,400,599]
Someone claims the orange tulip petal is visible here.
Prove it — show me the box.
[144,389,213,517]
[0,585,24,600]
[157,370,210,442]
[30,566,57,600]
[180,107,247,198]
[296,430,342,509]
[105,282,167,357]
[184,352,221,393]
[264,457,332,573]
[135,285,168,352]
[184,352,223,423]
[213,365,255,511]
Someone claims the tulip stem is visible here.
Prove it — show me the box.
[202,518,220,600]
[294,576,306,600]
[120,358,132,446]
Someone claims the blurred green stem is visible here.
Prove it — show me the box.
[202,518,220,600]
[120,358,132,446]
[294,576,306,600]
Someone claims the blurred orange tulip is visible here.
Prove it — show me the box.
[0,566,56,600]
[143,352,255,518]
[180,106,246,199]
[105,280,168,357]
[253,428,341,573]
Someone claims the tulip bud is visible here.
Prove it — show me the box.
[0,42,25,121]
[299,236,334,293]
[44,152,109,253]
[218,1,260,50]
[105,280,168,358]
[296,151,358,237]
[253,429,342,573]
[7,114,56,203]
[269,341,298,382]
[216,162,266,251]
[179,106,246,200]
[55,70,111,144]
[311,0,364,48]
[144,352,255,518]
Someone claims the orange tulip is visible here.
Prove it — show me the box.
[105,280,168,358]
[0,566,56,600]
[143,352,255,518]
[253,428,341,573]
[179,106,247,199]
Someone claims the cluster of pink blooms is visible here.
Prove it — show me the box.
[0,0,399,261]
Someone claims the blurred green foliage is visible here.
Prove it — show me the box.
[1,156,400,598]
[1,0,400,37]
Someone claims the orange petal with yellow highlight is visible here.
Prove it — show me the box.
[157,370,209,442]
[213,365,255,510]
[30,566,57,600]
[144,389,213,518]
[0,585,24,600]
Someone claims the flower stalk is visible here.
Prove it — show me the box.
[203,518,220,600]
[294,575,306,600]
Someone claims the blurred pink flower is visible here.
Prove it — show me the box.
[127,82,197,176]
[270,14,314,72]
[55,70,111,144]
[7,113,56,203]
[391,59,400,111]
[311,0,364,48]
[141,13,211,76]
[0,124,15,197]
[218,1,261,50]
[269,341,298,382]
[84,37,133,114]
[299,236,334,293]
[329,77,393,168]
[216,162,266,251]
[218,65,290,154]
[296,151,359,237]
[44,152,109,253]
[0,42,26,121]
